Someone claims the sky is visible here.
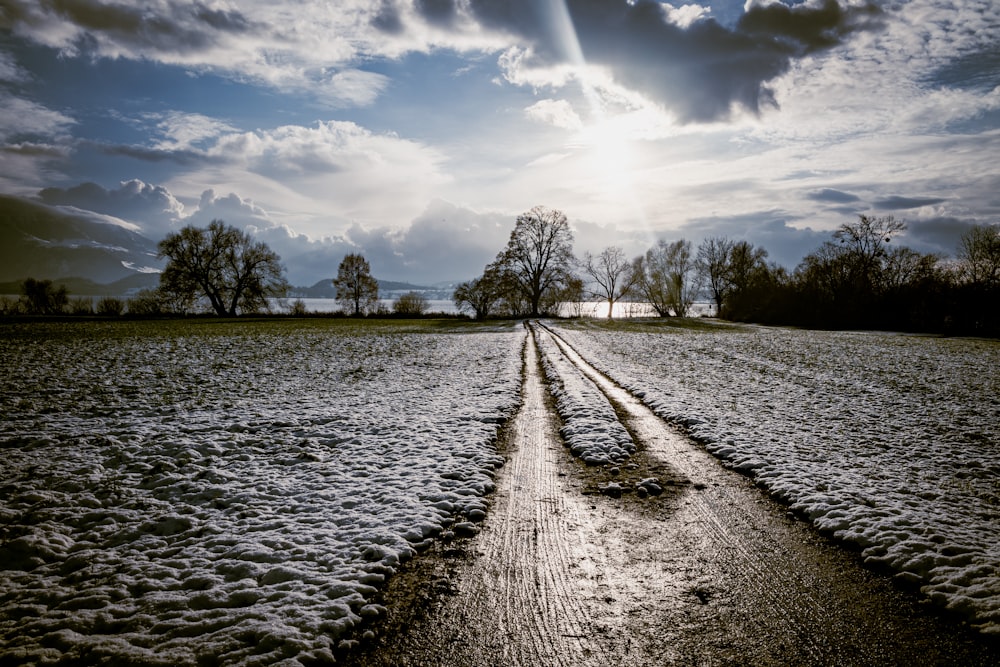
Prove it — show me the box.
[1,0,998,286]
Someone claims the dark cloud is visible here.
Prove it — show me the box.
[1,142,69,157]
[681,211,830,270]
[461,0,883,122]
[873,195,948,210]
[372,0,405,34]
[84,140,211,166]
[807,187,860,203]
[415,0,459,26]
[736,0,881,52]
[901,216,976,259]
[1,0,257,55]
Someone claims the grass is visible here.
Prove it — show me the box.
[554,316,743,335]
[0,316,521,344]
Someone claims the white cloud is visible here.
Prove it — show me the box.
[322,69,391,107]
[524,99,583,130]
[0,93,74,142]
[143,119,452,236]
[660,3,712,29]
[497,46,576,90]
[0,52,28,82]
[145,111,239,151]
[187,189,271,228]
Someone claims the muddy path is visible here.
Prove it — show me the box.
[345,324,998,666]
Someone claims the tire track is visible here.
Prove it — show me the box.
[349,324,999,666]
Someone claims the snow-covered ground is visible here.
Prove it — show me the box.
[0,319,524,665]
[533,326,635,466]
[550,319,1000,635]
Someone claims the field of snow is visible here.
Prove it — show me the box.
[550,319,1000,635]
[0,319,524,665]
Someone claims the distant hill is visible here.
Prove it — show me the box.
[290,279,454,300]
[0,194,162,285]
[0,273,160,298]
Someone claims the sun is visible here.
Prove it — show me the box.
[578,118,638,194]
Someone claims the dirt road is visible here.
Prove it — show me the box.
[346,324,998,666]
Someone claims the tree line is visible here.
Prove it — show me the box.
[6,211,997,336]
[452,207,999,336]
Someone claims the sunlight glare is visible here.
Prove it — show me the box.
[548,0,650,232]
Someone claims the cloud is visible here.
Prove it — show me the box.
[37,179,185,234]
[62,116,449,233]
[187,189,271,228]
[525,99,583,130]
[903,215,979,259]
[661,4,713,30]
[0,93,75,142]
[0,1,384,105]
[323,69,391,107]
[0,92,75,193]
[0,0,257,59]
[475,0,884,123]
[142,111,239,151]
[680,211,831,270]
[1,1,886,123]
[191,120,448,227]
[807,188,860,203]
[873,195,949,210]
[0,52,28,82]
[210,198,515,286]
[415,0,460,27]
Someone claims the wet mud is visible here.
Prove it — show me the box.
[344,324,999,666]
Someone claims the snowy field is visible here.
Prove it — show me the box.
[550,319,1000,635]
[0,319,524,665]
[534,327,634,466]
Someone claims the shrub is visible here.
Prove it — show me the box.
[70,297,94,315]
[288,299,309,316]
[96,297,125,317]
[128,289,165,316]
[393,291,428,316]
[0,295,23,315]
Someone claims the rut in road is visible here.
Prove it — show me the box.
[350,323,998,666]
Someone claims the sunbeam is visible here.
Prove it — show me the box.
[546,0,652,241]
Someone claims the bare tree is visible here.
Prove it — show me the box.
[833,214,906,293]
[582,246,640,318]
[334,253,379,316]
[957,224,1000,288]
[882,247,941,291]
[158,220,288,316]
[728,241,770,294]
[696,237,734,314]
[636,239,703,317]
[496,206,576,317]
[19,278,68,314]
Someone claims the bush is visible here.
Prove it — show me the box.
[392,291,428,316]
[288,299,309,316]
[0,295,23,315]
[127,289,165,316]
[96,297,125,317]
[69,297,94,315]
